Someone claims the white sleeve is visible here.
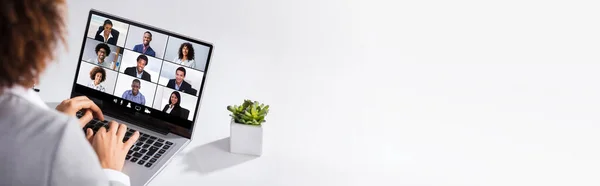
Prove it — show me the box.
[49,117,130,186]
[103,169,131,186]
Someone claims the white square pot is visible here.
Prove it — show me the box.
[229,120,263,156]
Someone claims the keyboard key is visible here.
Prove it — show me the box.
[142,134,149,138]
[148,147,158,155]
[166,141,173,145]
[157,139,164,142]
[140,149,148,153]
[139,137,148,141]
[145,163,152,168]
[133,147,140,151]
[163,145,170,149]
[143,156,149,160]
[149,158,157,163]
[147,140,155,144]
[131,157,138,162]
[127,151,133,155]
[136,142,143,146]
[126,155,131,160]
[142,144,150,149]
[123,137,130,142]
[150,136,157,140]
[153,142,163,147]
[133,152,143,158]
[138,160,145,165]
[158,149,166,154]
[154,154,161,159]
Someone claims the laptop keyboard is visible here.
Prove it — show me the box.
[76,111,174,168]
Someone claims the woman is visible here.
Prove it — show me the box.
[0,1,139,185]
[94,19,120,45]
[87,66,107,92]
[173,42,196,69]
[162,91,183,117]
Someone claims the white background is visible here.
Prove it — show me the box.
[113,73,157,108]
[76,61,119,95]
[37,0,600,186]
[123,25,169,59]
[153,86,198,121]
[158,61,204,95]
[86,14,129,47]
[119,50,163,83]
[164,36,211,72]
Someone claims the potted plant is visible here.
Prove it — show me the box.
[227,99,270,156]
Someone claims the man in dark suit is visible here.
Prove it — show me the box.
[166,67,196,95]
[94,19,119,45]
[124,54,152,82]
[132,31,156,57]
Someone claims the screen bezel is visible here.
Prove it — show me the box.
[71,9,214,139]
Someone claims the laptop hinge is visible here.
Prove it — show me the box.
[92,98,171,135]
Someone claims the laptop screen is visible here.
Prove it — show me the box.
[71,10,213,138]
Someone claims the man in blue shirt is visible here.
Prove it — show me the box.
[121,79,146,105]
[132,31,156,57]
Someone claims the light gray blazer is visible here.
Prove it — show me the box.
[0,88,127,186]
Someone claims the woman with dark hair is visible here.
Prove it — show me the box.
[173,42,196,69]
[0,0,139,185]
[94,19,120,45]
[87,66,107,92]
[162,91,183,116]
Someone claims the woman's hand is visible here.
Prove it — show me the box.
[55,96,104,128]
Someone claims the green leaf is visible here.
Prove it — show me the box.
[251,105,258,117]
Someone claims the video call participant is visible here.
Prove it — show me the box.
[132,31,156,57]
[124,54,151,82]
[121,79,145,105]
[86,66,107,92]
[88,43,114,70]
[94,19,119,45]
[166,67,196,95]
[173,42,196,69]
[162,91,189,119]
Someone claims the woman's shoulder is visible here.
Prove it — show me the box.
[0,97,76,140]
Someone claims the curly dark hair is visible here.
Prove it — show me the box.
[0,0,67,92]
[89,66,106,82]
[95,43,111,55]
[178,42,195,60]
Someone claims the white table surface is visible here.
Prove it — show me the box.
[34,0,600,185]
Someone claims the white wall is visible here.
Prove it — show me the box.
[37,0,600,186]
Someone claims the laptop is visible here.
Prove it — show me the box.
[70,9,213,185]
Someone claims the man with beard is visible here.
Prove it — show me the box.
[124,54,152,82]
[132,31,156,57]
[88,43,115,70]
[121,79,146,105]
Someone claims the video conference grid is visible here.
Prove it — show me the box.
[78,14,208,121]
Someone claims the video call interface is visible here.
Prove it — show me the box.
[76,14,211,122]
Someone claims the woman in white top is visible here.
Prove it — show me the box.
[87,66,107,92]
[0,1,139,185]
[173,42,196,69]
